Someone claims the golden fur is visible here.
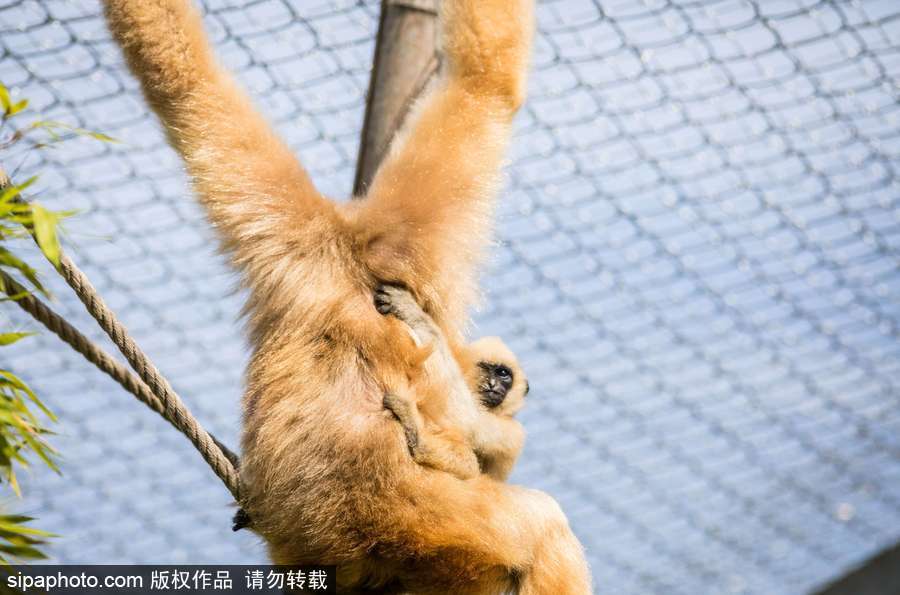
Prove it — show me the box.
[102,0,591,592]
[377,285,527,482]
[386,336,528,482]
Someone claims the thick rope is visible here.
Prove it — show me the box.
[1,271,167,415]
[58,254,242,499]
[0,269,241,499]
[0,171,240,500]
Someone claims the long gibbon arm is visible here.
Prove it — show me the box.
[356,0,534,337]
[103,0,332,284]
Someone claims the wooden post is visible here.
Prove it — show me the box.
[352,0,441,197]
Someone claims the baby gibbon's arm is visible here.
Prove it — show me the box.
[472,417,525,481]
[103,0,330,275]
[358,0,534,334]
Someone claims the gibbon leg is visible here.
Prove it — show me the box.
[102,0,333,283]
[384,390,480,480]
[356,0,535,336]
[382,392,423,454]
[390,471,591,594]
[385,394,481,480]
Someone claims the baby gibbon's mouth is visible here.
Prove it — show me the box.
[481,389,507,408]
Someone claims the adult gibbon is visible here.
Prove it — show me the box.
[102,0,591,592]
[376,284,528,482]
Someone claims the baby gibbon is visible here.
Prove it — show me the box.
[376,285,527,482]
[102,0,591,592]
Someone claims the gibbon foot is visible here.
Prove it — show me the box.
[373,285,399,316]
[374,285,439,344]
[374,284,417,318]
[382,393,421,454]
[232,508,251,532]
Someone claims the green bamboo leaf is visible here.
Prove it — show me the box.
[0,372,53,421]
[1,410,36,435]
[5,468,20,498]
[29,120,118,144]
[27,204,61,267]
[0,520,55,539]
[0,333,33,347]
[0,373,31,396]
[0,531,43,545]
[0,177,37,204]
[87,130,117,143]
[17,432,57,473]
[0,247,46,295]
[0,203,32,217]
[0,543,48,560]
[0,85,68,563]
[0,515,34,525]
[0,447,26,468]
[0,411,23,426]
[7,99,27,116]
[0,291,33,303]
[0,83,9,113]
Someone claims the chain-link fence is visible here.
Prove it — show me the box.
[1,0,899,593]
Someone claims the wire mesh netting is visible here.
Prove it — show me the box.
[1,0,899,593]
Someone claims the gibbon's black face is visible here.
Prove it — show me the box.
[477,361,528,408]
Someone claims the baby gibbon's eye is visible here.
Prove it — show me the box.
[495,365,513,382]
